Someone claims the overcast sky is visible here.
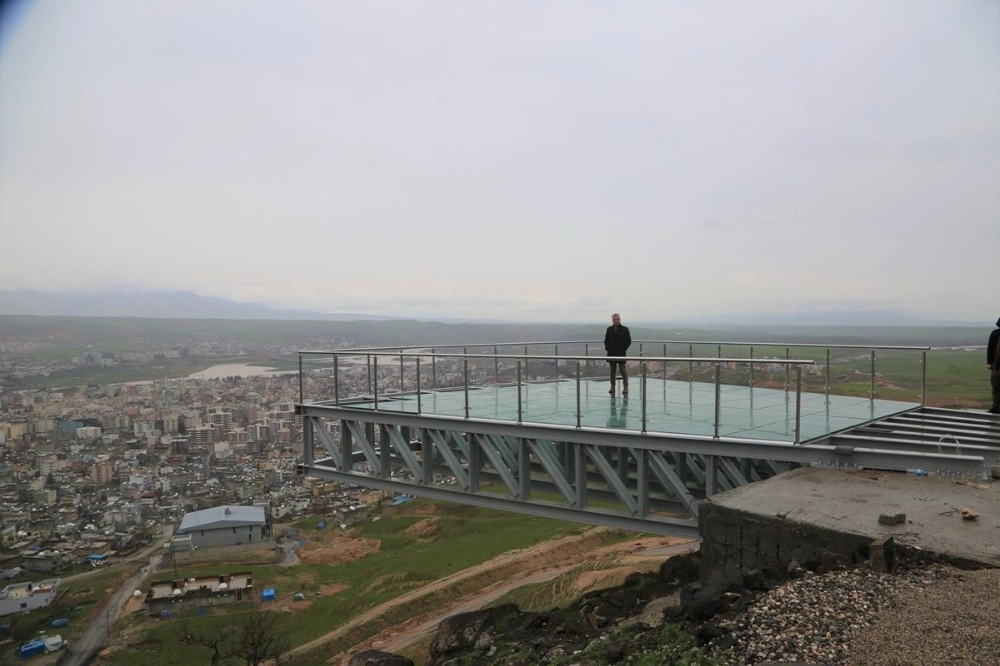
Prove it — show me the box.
[1,0,997,324]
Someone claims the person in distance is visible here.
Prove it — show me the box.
[987,316,1000,414]
[604,312,632,396]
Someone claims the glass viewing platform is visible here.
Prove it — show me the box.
[297,339,929,446]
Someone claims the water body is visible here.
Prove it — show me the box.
[184,362,297,380]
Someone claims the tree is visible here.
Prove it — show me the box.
[175,602,291,666]
[177,616,230,666]
[228,603,291,666]
[6,613,36,644]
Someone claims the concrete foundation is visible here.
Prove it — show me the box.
[699,467,1000,585]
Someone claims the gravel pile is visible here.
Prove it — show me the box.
[707,563,1000,665]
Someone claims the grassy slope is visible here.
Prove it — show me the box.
[99,502,590,666]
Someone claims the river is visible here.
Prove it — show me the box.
[184,362,297,380]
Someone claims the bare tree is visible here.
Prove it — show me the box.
[175,615,235,666]
[228,603,292,666]
[175,603,291,666]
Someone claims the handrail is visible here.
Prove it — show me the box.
[302,351,813,363]
[300,339,931,354]
[298,347,820,444]
[297,336,932,445]
[299,338,930,406]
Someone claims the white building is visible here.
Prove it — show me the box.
[174,505,269,549]
[0,579,61,618]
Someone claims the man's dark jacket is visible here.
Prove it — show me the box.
[989,317,1000,370]
[604,324,632,360]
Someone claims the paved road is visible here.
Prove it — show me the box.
[57,529,170,666]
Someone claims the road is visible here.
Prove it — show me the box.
[57,528,170,666]
[46,527,695,666]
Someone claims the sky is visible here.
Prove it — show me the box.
[1,0,998,324]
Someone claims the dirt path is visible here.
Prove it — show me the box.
[369,539,699,660]
[285,529,698,665]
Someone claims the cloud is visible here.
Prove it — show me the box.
[0,0,997,323]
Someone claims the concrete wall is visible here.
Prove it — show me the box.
[698,501,872,586]
[189,524,264,549]
[175,541,273,564]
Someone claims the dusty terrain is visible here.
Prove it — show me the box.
[105,518,692,665]
[275,523,696,664]
[344,533,690,664]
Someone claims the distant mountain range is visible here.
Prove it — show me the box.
[677,311,978,328]
[0,289,982,327]
[0,290,399,321]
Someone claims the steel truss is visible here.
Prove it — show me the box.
[295,402,992,538]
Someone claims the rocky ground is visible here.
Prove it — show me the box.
[709,562,1000,666]
[349,553,1000,666]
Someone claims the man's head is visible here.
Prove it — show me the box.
[611,313,621,326]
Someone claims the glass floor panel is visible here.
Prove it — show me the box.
[341,378,919,443]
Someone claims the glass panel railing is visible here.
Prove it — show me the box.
[297,340,928,445]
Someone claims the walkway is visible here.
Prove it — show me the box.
[337,377,919,444]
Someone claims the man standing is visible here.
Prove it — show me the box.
[604,313,632,395]
[988,316,1000,414]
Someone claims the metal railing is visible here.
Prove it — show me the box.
[297,339,930,399]
[296,340,930,444]
[306,355,800,444]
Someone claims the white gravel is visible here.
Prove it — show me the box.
[707,563,1000,665]
[844,566,1000,666]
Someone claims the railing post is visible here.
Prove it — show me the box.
[298,353,303,406]
[464,355,470,418]
[333,353,340,406]
[713,362,722,438]
[641,362,647,434]
[373,356,379,409]
[516,360,523,424]
[748,346,754,389]
[575,360,582,429]
[688,344,694,382]
[399,350,404,394]
[431,348,437,389]
[825,348,831,398]
[794,365,803,444]
[662,343,667,381]
[921,350,927,406]
[416,358,422,413]
[494,346,499,385]
[524,345,529,379]
[869,349,876,400]
[367,354,373,395]
[784,347,790,392]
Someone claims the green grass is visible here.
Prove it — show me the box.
[671,346,990,409]
[98,501,583,666]
[0,565,130,651]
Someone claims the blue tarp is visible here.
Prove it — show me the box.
[261,587,276,601]
[19,638,45,659]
